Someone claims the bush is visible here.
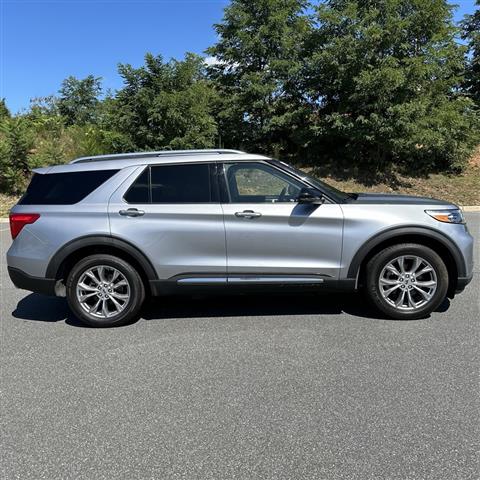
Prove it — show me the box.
[0,118,36,194]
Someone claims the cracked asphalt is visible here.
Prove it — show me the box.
[1,214,479,479]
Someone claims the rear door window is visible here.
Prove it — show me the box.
[124,164,214,204]
[19,170,119,205]
[151,164,211,203]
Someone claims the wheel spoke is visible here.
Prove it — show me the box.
[384,284,401,296]
[97,266,107,283]
[385,264,401,276]
[77,282,98,292]
[102,299,109,317]
[85,271,100,285]
[380,278,399,286]
[415,280,436,287]
[108,294,124,312]
[111,269,120,283]
[110,291,129,300]
[416,266,433,277]
[410,257,422,274]
[406,290,416,308]
[413,285,432,300]
[89,298,102,314]
[397,256,406,274]
[79,292,98,302]
[395,290,406,307]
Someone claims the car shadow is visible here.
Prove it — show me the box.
[12,291,451,327]
[11,294,85,327]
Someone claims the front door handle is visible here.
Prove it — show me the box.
[119,208,145,217]
[235,210,262,219]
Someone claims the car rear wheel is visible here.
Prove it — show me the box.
[365,243,449,320]
[66,254,145,327]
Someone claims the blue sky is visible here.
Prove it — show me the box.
[1,0,477,113]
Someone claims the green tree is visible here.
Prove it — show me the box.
[58,75,102,125]
[0,99,11,120]
[0,118,35,194]
[28,95,60,118]
[207,0,311,157]
[108,53,218,150]
[305,0,478,176]
[462,0,480,105]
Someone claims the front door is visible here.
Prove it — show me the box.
[219,161,344,281]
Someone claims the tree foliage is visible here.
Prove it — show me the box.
[0,99,11,120]
[107,53,218,150]
[303,0,478,175]
[462,0,480,105]
[207,0,311,157]
[0,118,35,194]
[58,75,102,125]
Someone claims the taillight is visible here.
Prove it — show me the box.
[9,213,40,240]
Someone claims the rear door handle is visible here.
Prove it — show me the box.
[119,208,145,217]
[235,210,262,219]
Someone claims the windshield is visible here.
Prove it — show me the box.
[270,160,351,202]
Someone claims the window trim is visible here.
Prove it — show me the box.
[123,162,219,205]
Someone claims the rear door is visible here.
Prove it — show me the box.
[108,162,226,280]
[219,161,344,281]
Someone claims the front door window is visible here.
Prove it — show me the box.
[224,162,303,203]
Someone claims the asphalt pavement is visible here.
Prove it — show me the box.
[1,214,479,479]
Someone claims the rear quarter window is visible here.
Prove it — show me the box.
[19,170,118,205]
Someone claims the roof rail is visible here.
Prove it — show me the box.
[70,149,245,164]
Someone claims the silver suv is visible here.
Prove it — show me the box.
[7,149,474,327]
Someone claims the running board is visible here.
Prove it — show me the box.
[149,277,355,296]
[177,276,325,285]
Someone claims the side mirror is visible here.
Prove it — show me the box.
[297,188,324,205]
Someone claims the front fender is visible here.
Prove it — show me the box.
[346,226,467,279]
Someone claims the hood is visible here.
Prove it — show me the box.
[348,192,456,207]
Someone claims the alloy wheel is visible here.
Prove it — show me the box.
[378,255,437,311]
[76,265,131,318]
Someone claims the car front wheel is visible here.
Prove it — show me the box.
[66,254,145,327]
[365,243,449,320]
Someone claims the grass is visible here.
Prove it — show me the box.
[318,162,480,206]
[0,194,18,218]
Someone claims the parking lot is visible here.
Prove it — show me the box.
[1,214,479,479]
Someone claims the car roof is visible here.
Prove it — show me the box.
[33,150,271,174]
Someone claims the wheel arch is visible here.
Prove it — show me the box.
[348,227,465,297]
[46,236,157,295]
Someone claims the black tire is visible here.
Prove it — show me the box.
[365,243,449,320]
[66,254,145,327]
